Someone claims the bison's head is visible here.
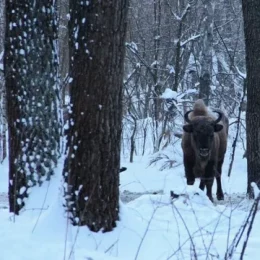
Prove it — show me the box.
[183,111,223,159]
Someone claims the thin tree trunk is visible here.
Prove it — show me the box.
[199,0,214,105]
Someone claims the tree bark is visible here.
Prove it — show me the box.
[4,0,60,213]
[242,0,260,198]
[199,0,214,105]
[0,0,6,162]
[64,0,129,232]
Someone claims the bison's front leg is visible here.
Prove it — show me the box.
[184,155,195,185]
[199,180,205,191]
[203,160,216,202]
[216,159,224,200]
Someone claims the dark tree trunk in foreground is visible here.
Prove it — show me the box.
[4,1,60,214]
[242,0,260,198]
[64,0,129,232]
[0,0,6,162]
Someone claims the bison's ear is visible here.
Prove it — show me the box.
[183,124,193,133]
[214,124,223,132]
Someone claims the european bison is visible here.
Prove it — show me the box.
[181,99,229,202]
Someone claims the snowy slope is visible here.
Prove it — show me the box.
[0,129,259,260]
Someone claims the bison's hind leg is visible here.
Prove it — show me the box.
[199,178,214,202]
[216,176,224,200]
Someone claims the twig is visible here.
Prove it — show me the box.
[225,196,257,259]
[21,206,49,211]
[170,201,198,260]
[134,207,159,260]
[104,239,119,253]
[31,180,51,233]
[205,204,230,260]
[239,195,260,259]
[63,205,70,260]
[225,207,253,259]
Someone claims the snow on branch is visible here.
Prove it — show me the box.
[126,42,138,53]
[167,1,191,21]
[235,65,246,79]
[161,88,178,100]
[0,51,3,72]
[125,42,156,78]
[160,88,198,102]
[181,34,201,47]
[181,3,191,20]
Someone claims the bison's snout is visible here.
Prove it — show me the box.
[199,148,210,157]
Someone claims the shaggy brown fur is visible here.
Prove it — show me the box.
[181,99,229,202]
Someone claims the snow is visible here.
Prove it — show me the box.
[161,88,178,100]
[19,186,26,195]
[251,182,260,199]
[166,64,175,74]
[0,124,259,260]
[180,34,201,47]
[74,26,79,41]
[160,88,198,103]
[151,60,159,67]
[126,42,138,53]
[235,65,246,79]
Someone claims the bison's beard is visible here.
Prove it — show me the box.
[193,161,218,178]
[193,164,205,178]
[193,157,209,178]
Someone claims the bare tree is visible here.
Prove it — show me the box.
[124,0,198,154]
[122,0,245,158]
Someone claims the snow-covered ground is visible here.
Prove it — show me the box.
[0,131,259,260]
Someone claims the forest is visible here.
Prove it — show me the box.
[0,0,260,259]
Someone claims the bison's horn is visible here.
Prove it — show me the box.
[213,111,222,124]
[184,110,193,123]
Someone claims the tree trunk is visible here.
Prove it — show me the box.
[57,0,69,107]
[0,0,6,162]
[242,0,260,198]
[4,0,60,213]
[64,0,129,232]
[199,0,214,105]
